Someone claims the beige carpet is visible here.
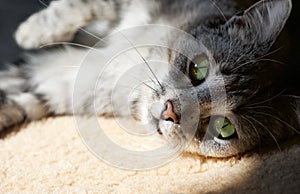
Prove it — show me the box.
[1,116,299,193]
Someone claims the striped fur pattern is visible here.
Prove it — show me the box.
[0,0,298,157]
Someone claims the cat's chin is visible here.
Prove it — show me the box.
[158,120,181,138]
[149,118,195,148]
[141,108,180,140]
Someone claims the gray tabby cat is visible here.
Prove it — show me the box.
[1,0,299,157]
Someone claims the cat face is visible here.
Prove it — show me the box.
[139,0,295,157]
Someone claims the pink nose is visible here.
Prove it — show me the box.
[163,101,179,124]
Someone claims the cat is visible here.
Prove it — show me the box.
[0,0,299,158]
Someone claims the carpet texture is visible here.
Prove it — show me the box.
[1,116,300,193]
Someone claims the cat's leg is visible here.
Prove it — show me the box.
[0,51,81,132]
[3,0,162,133]
[15,0,123,49]
[0,47,121,132]
[15,0,159,50]
[0,68,48,131]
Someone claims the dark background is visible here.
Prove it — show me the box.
[0,0,299,88]
[0,0,50,66]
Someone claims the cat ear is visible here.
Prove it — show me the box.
[224,0,292,46]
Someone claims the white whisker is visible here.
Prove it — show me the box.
[40,42,101,51]
[247,116,282,152]
[242,115,262,151]
[209,0,228,22]
[246,89,286,107]
[232,47,282,72]
[254,111,300,135]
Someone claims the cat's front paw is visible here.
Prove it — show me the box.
[15,15,46,49]
[15,14,74,49]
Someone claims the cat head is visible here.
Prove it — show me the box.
[139,0,296,157]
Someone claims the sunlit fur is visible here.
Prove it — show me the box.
[0,0,298,158]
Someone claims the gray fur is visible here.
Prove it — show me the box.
[1,0,298,158]
[15,0,124,49]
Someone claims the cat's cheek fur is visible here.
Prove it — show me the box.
[197,139,240,157]
[137,91,161,133]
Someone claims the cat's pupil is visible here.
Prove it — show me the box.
[189,55,209,86]
[213,117,236,139]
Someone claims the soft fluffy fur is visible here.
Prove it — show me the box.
[0,0,298,159]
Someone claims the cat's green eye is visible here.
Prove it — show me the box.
[213,117,236,139]
[189,55,209,85]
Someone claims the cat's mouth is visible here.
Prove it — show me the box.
[144,98,195,148]
[139,96,179,132]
